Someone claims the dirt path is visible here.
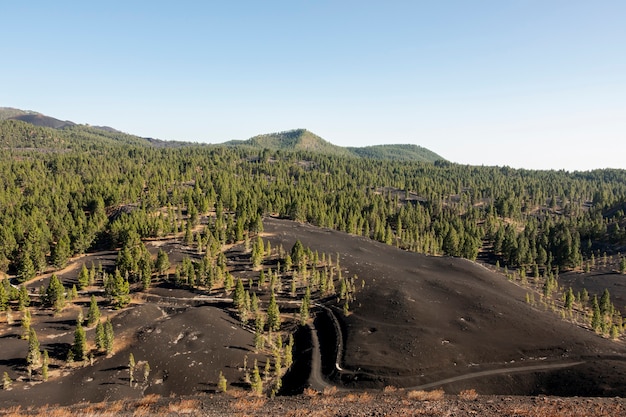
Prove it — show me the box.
[306,322,333,391]
[408,361,585,390]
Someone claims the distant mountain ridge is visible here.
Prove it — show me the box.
[0,107,445,162]
[224,128,445,162]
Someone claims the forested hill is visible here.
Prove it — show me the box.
[1,108,445,162]
[223,128,445,162]
[1,110,626,304]
[347,143,444,162]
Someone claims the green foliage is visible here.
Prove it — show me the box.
[42,350,49,381]
[218,371,228,393]
[266,291,281,332]
[78,265,90,289]
[44,274,66,312]
[72,321,87,361]
[86,295,101,327]
[26,327,41,369]
[2,371,12,390]
[104,318,115,354]
[105,269,130,308]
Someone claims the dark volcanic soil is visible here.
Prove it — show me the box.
[2,217,626,410]
[262,218,626,396]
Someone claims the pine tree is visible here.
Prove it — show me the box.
[284,334,294,369]
[18,285,30,310]
[95,321,105,351]
[267,291,281,332]
[86,295,101,327]
[2,372,11,390]
[300,286,310,326]
[233,278,245,309]
[143,361,151,383]
[26,327,41,370]
[250,360,263,395]
[42,350,49,381]
[218,371,228,393]
[591,296,602,333]
[78,265,90,289]
[45,274,66,313]
[72,321,87,361]
[21,308,31,339]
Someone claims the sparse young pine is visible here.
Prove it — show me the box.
[21,308,31,339]
[95,321,105,351]
[611,324,620,340]
[72,321,87,361]
[218,371,227,393]
[2,372,11,390]
[86,295,101,327]
[18,285,30,310]
[42,350,49,381]
[251,361,263,395]
[78,265,90,289]
[143,361,151,383]
[267,291,281,332]
[27,327,41,369]
[284,334,294,369]
[104,318,115,354]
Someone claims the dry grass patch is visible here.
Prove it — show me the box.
[134,393,160,408]
[383,385,398,393]
[303,387,319,396]
[407,388,445,401]
[458,388,478,400]
[230,397,267,411]
[322,386,337,396]
[167,398,200,414]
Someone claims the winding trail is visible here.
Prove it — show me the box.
[408,361,584,391]
[307,322,333,391]
[308,304,585,393]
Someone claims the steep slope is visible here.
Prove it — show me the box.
[263,218,626,396]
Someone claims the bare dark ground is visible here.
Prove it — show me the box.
[1,217,626,413]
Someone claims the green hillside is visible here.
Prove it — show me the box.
[0,119,155,150]
[224,129,353,157]
[348,144,444,162]
[224,128,444,162]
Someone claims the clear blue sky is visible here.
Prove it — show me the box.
[2,1,625,171]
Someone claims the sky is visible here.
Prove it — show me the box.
[2,1,625,171]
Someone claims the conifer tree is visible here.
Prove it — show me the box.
[104,318,115,355]
[78,264,90,289]
[72,321,87,361]
[86,295,101,327]
[218,371,227,392]
[2,372,11,390]
[26,327,41,370]
[95,321,105,351]
[21,308,31,339]
[42,350,49,381]
[267,291,281,332]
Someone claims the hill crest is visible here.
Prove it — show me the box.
[225,128,445,162]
